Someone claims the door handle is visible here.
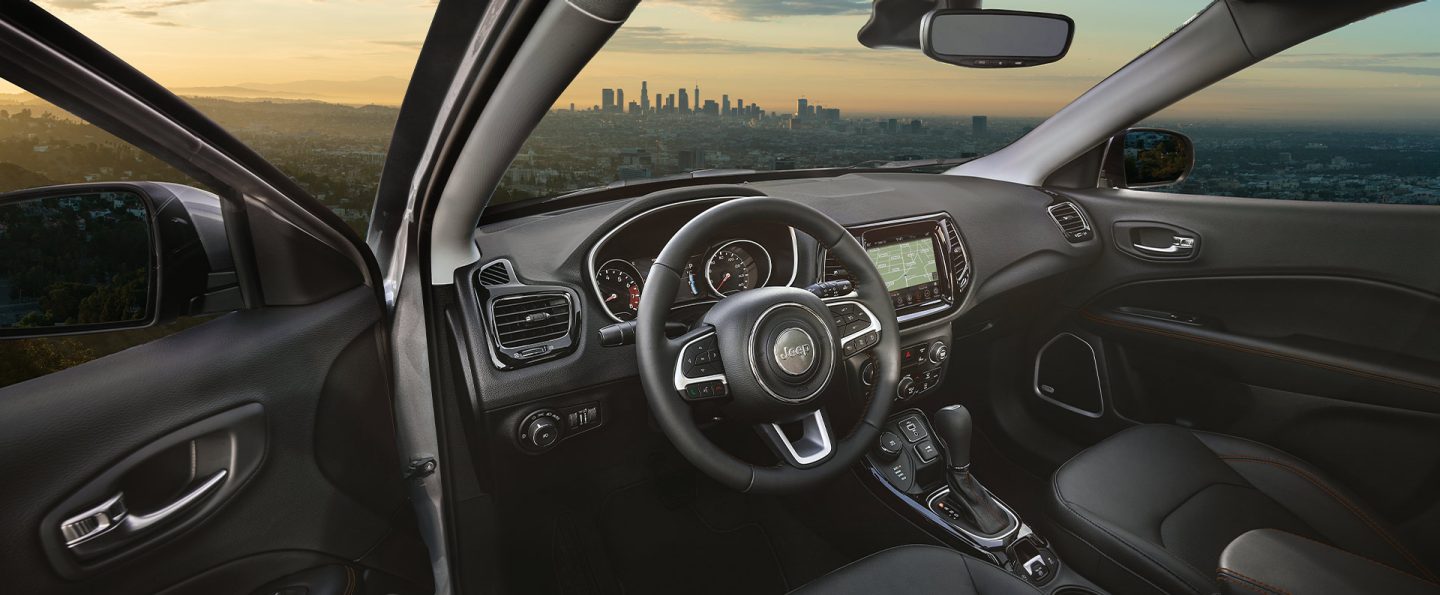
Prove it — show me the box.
[61,469,227,559]
[1133,235,1196,256]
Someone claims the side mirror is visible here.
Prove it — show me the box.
[921,9,1074,68]
[0,182,237,339]
[1100,128,1196,189]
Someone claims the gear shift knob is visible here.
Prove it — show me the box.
[934,404,973,470]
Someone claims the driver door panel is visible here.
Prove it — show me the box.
[0,288,425,594]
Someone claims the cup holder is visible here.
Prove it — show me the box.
[1052,588,1100,595]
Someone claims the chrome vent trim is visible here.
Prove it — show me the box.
[1047,202,1093,243]
[941,217,970,291]
[478,260,513,286]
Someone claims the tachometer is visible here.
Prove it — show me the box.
[596,259,643,320]
[705,240,772,296]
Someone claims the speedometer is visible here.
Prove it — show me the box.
[705,240,772,296]
[596,259,643,320]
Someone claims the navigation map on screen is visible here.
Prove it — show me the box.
[867,238,939,292]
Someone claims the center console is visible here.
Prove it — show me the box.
[834,213,968,403]
[866,408,1058,585]
[828,215,1096,591]
[863,407,1098,593]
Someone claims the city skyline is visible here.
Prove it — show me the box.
[8,0,1435,121]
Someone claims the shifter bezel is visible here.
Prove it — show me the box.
[925,485,1021,548]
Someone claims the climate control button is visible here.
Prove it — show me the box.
[898,376,918,400]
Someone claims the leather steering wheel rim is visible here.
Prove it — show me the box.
[636,196,901,494]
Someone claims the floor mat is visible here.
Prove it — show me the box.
[593,479,791,595]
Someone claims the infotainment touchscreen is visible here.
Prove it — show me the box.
[865,236,942,307]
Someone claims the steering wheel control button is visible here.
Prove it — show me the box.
[827,303,859,323]
[841,320,869,336]
[680,380,728,401]
[915,440,940,463]
[898,415,928,443]
[772,327,817,376]
[681,335,723,378]
[877,431,904,459]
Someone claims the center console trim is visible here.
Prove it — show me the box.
[924,486,1022,549]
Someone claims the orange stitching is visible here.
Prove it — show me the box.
[1081,310,1440,395]
[1217,568,1290,595]
[1220,456,1439,583]
[1265,529,1440,587]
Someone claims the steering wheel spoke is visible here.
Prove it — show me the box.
[755,407,835,469]
[671,324,730,403]
[822,297,882,358]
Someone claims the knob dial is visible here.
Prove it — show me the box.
[897,376,917,400]
[860,360,877,386]
[876,431,903,460]
[929,341,949,365]
[522,412,562,450]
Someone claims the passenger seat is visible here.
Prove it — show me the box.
[1047,424,1439,594]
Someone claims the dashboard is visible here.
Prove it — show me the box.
[460,173,1103,413]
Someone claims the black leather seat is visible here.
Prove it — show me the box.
[1049,424,1439,594]
[789,545,1040,594]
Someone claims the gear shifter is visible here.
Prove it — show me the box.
[934,404,1011,535]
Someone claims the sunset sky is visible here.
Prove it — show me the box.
[16,0,1440,120]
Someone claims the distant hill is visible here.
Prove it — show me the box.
[172,76,408,106]
[1,75,407,107]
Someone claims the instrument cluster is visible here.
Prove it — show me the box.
[593,238,774,321]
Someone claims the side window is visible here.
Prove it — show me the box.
[1144,3,1440,205]
[0,90,217,389]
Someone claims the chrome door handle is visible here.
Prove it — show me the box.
[61,469,227,556]
[1134,235,1195,255]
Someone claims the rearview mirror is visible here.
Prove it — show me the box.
[1100,128,1196,189]
[0,183,236,338]
[921,9,1074,68]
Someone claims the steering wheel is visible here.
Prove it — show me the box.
[636,197,901,494]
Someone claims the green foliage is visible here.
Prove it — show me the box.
[0,191,150,329]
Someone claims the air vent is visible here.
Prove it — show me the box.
[478,261,512,286]
[491,293,572,349]
[944,219,969,280]
[1047,202,1093,243]
[823,251,851,283]
[943,218,971,293]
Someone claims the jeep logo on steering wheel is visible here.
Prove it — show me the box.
[773,328,817,376]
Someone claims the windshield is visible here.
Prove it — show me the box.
[493,1,1205,204]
